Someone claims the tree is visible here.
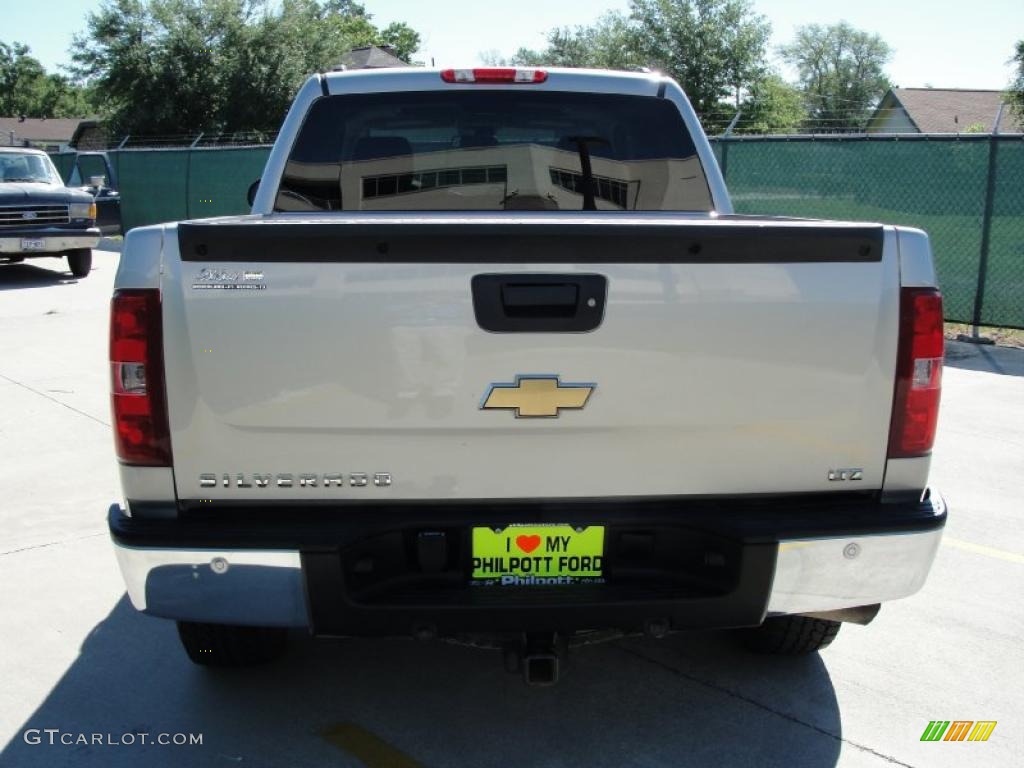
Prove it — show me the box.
[736,74,805,134]
[780,21,892,132]
[218,0,383,133]
[1009,40,1024,123]
[71,0,422,136]
[485,13,640,69]
[379,22,420,63]
[513,13,642,70]
[0,41,91,118]
[630,0,771,127]
[485,1,771,133]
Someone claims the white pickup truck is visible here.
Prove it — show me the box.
[107,67,946,684]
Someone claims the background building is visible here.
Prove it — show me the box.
[866,88,1023,134]
[0,116,104,151]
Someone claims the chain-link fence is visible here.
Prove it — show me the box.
[50,133,1024,328]
[110,146,270,226]
[711,135,1024,329]
[50,145,271,233]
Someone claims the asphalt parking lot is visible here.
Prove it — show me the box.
[1,246,1022,767]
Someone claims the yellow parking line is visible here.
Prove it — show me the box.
[323,723,424,768]
[943,536,1024,565]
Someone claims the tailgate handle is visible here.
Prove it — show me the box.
[501,283,578,317]
[472,274,607,333]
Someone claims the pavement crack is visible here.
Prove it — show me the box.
[1,531,107,557]
[617,644,917,768]
[0,373,109,427]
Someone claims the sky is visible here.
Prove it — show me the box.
[5,0,1023,91]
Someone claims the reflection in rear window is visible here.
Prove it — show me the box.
[275,91,713,213]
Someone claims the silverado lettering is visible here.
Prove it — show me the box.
[199,473,392,488]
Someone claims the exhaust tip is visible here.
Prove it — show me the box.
[800,604,881,626]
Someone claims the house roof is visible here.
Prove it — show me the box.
[69,120,106,148]
[0,116,93,144]
[879,88,1022,133]
[337,45,407,70]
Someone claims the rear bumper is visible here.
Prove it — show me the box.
[108,490,946,633]
[0,228,100,254]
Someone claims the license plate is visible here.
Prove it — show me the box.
[21,238,46,251]
[471,524,605,585]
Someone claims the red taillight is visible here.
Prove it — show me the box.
[110,289,172,466]
[888,288,943,458]
[440,68,547,84]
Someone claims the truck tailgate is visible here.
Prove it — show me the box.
[161,215,899,501]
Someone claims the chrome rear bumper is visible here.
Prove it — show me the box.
[766,526,943,615]
[109,492,945,629]
[113,544,308,627]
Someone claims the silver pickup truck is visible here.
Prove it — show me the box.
[107,67,946,684]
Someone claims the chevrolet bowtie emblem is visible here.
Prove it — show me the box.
[481,375,595,418]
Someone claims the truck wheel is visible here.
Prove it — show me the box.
[67,249,92,278]
[740,615,841,654]
[176,621,288,667]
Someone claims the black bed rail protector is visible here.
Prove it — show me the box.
[177,219,884,264]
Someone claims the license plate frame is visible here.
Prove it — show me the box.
[20,238,46,251]
[471,524,605,586]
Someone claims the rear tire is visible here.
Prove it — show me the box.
[740,615,841,654]
[176,621,288,667]
[67,249,92,278]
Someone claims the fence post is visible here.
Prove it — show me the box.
[971,127,1002,332]
[717,112,741,185]
[182,148,191,221]
[185,134,205,221]
[723,110,741,137]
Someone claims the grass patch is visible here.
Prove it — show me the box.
[945,323,1024,348]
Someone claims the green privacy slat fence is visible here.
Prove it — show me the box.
[49,146,270,231]
[110,146,270,232]
[113,149,190,227]
[711,135,1024,329]
[981,140,1024,330]
[50,135,1024,328]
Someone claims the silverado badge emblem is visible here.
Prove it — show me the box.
[481,375,594,418]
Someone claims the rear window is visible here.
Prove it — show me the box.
[275,91,713,213]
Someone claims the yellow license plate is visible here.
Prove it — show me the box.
[471,525,605,585]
